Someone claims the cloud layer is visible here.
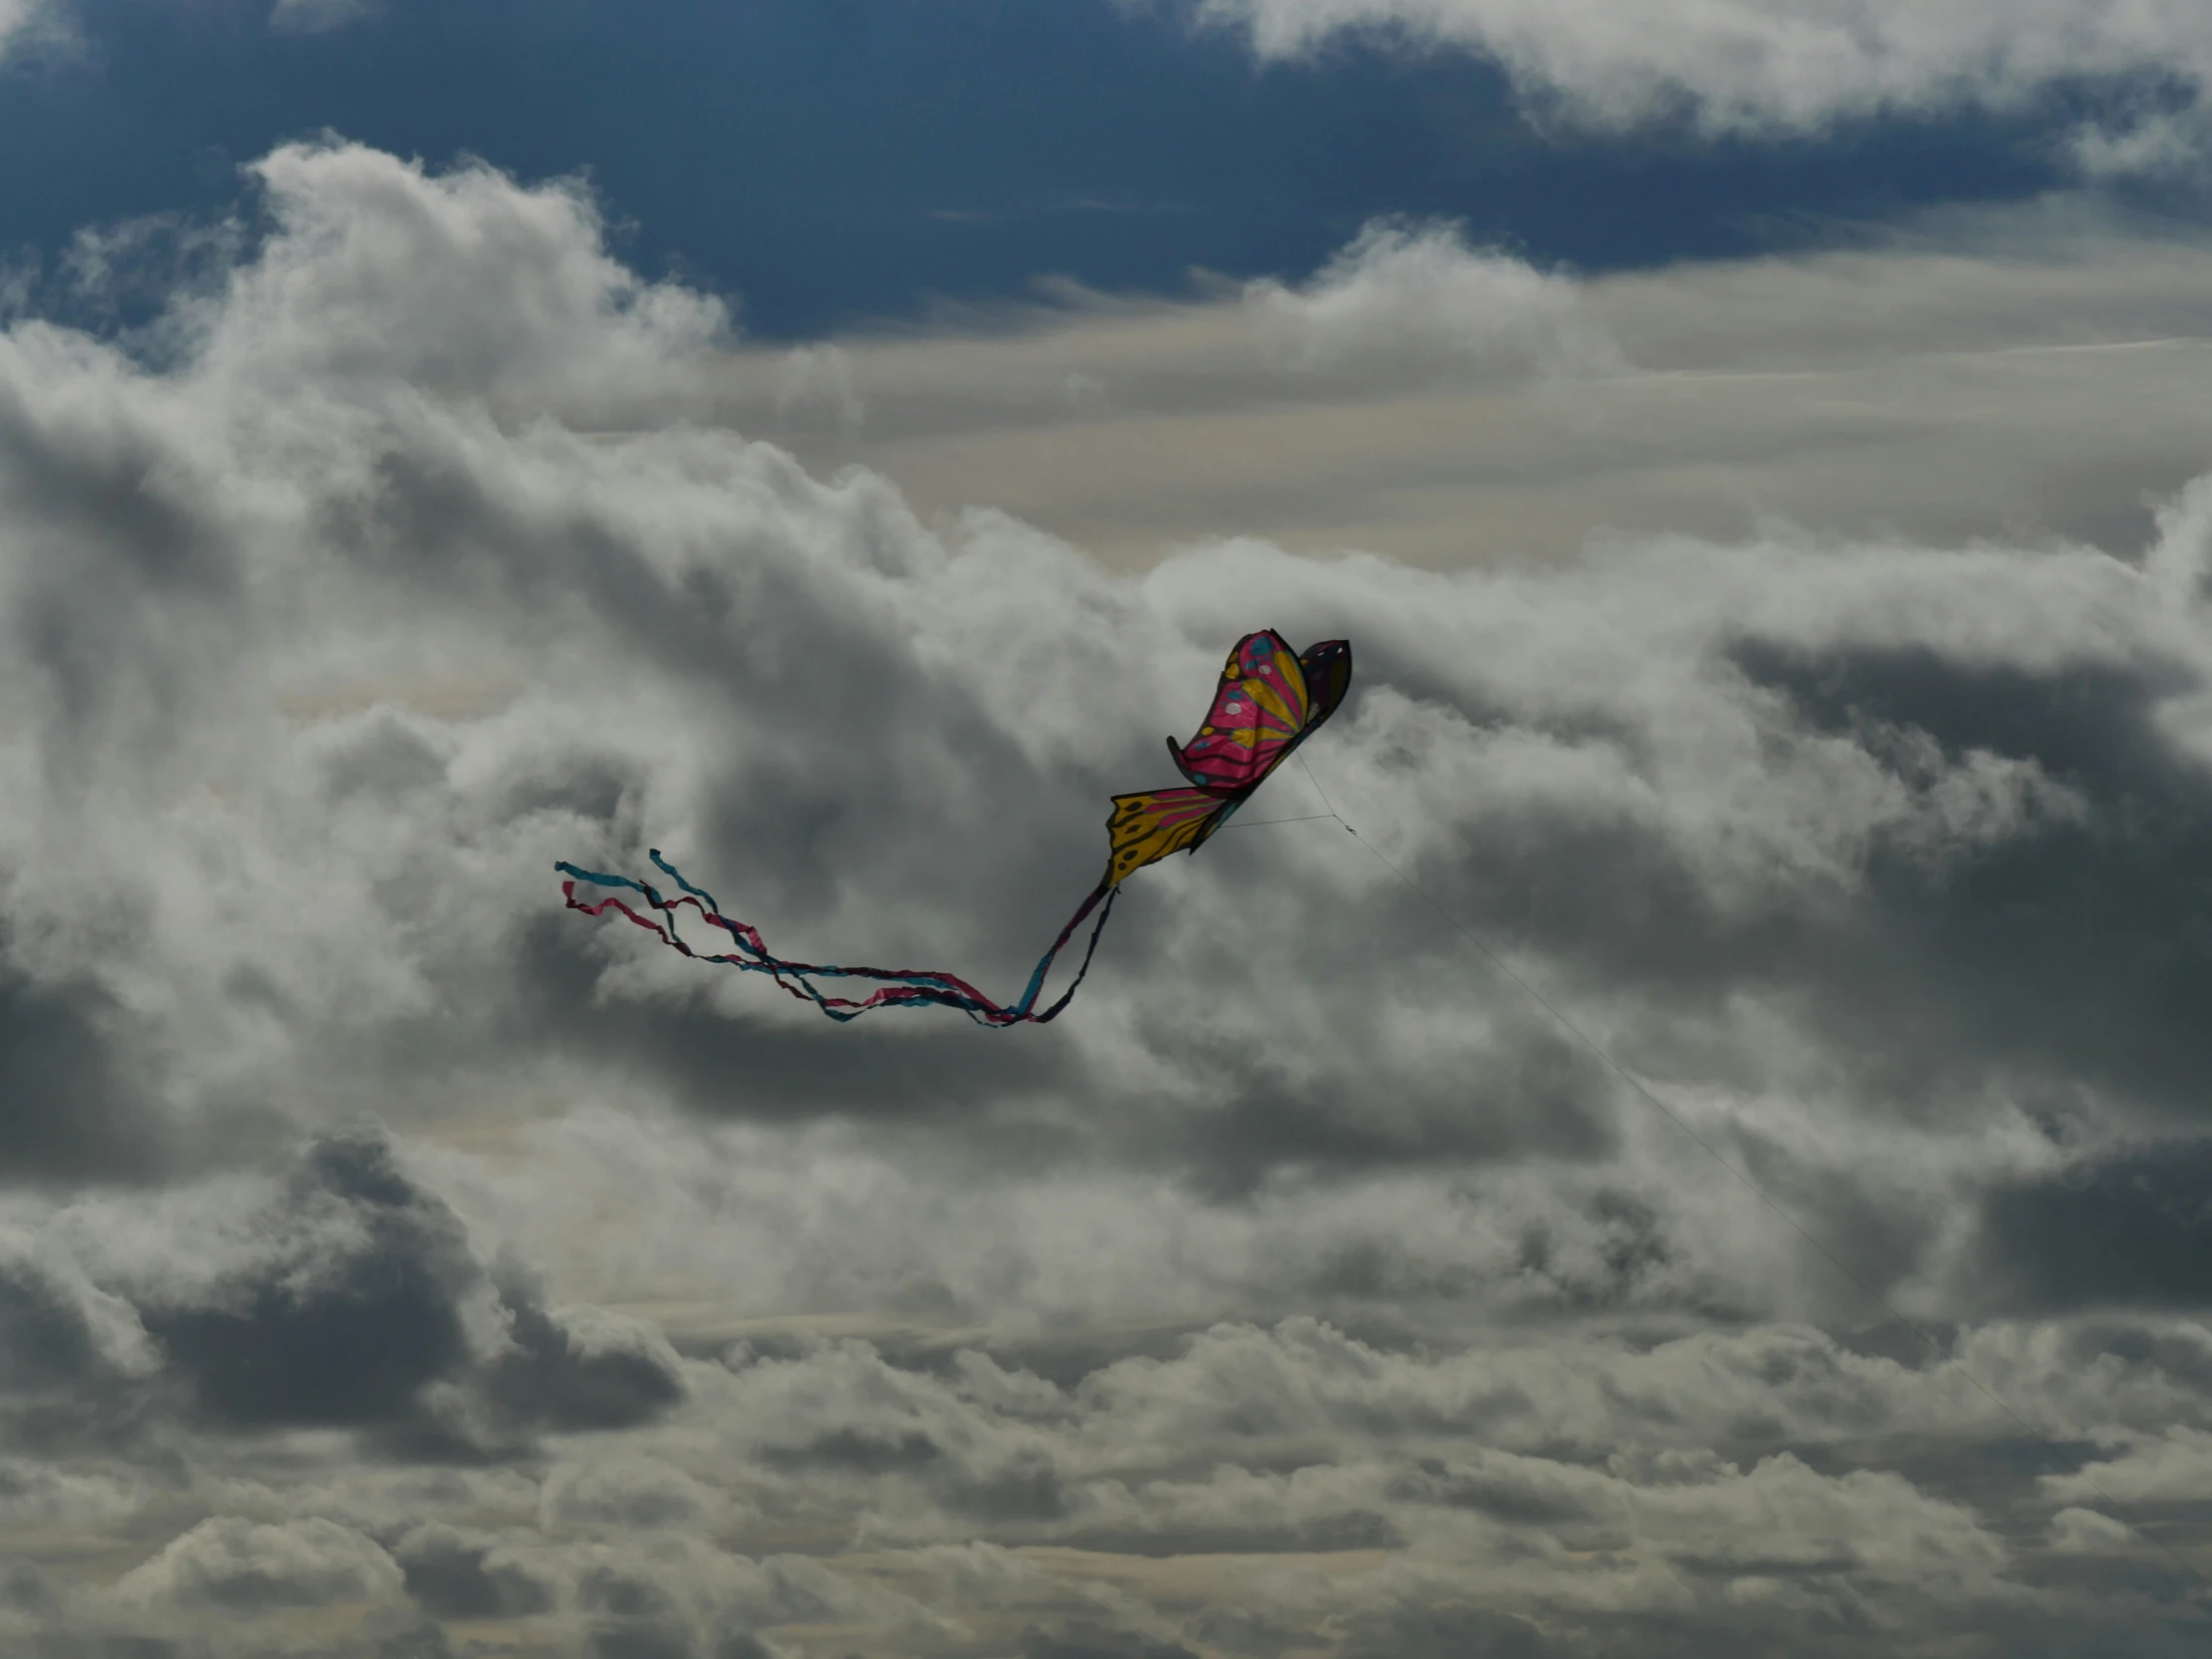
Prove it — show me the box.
[721,202,2212,570]
[1,142,2210,1653]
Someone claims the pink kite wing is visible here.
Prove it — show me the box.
[1167,630,1314,793]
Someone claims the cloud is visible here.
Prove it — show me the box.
[1244,219,1623,381]
[1975,1141,2212,1311]
[540,1457,722,1532]
[391,1523,556,1619]
[0,0,57,66]
[0,1237,156,1391]
[2068,109,2212,178]
[206,139,729,416]
[0,1460,145,1529]
[2041,1426,2212,1505]
[3,138,2212,1653]
[2047,1505,2136,1553]
[139,1130,494,1430]
[28,1305,2212,1650]
[1020,1623,1203,1659]
[114,1514,403,1609]
[5,141,2201,1252]
[1195,0,2212,152]
[724,200,2212,570]
[8,142,2212,1313]
[0,1125,683,1463]
[2,1,379,69]
[1333,1604,1553,1659]
[271,0,376,34]
[775,344,865,435]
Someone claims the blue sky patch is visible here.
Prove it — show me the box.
[1,0,2103,337]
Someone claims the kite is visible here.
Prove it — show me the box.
[556,629,1353,1025]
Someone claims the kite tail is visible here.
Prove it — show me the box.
[554,850,1119,1026]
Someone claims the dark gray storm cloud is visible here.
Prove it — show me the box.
[1978,1141,2212,1311]
[391,1523,556,1620]
[144,1133,484,1429]
[138,1131,682,1451]
[0,140,2209,1653]
[0,939,172,1184]
[0,1125,682,1497]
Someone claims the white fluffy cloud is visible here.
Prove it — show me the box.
[0,0,37,55]
[5,141,2212,1653]
[1,0,377,64]
[113,1515,403,1609]
[1245,219,1623,380]
[1200,0,2212,156]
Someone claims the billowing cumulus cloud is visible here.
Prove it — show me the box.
[114,1515,404,1610]
[1,141,2211,1651]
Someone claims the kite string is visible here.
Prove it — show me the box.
[556,855,1117,1026]
[1291,756,2207,1587]
[1214,813,1339,830]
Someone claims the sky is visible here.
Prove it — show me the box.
[4,2,2212,1657]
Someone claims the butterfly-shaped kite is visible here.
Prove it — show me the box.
[557,629,1352,1025]
[1102,631,1353,883]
